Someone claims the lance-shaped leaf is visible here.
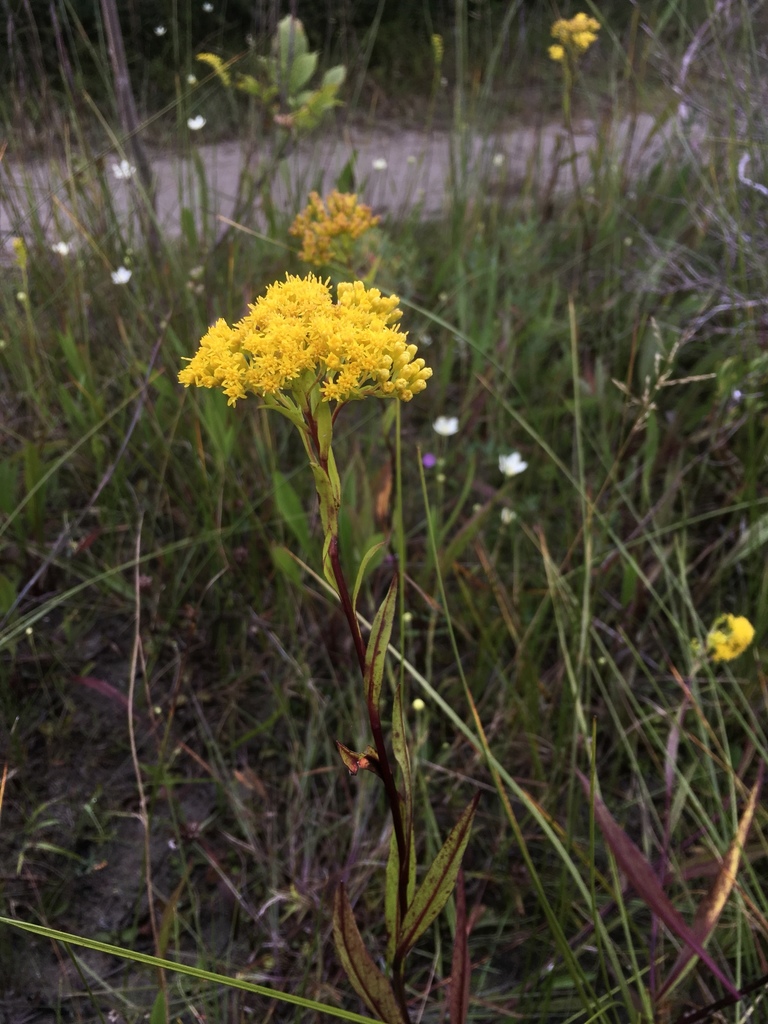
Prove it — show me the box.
[385,816,416,966]
[364,576,398,715]
[352,540,387,612]
[386,676,415,964]
[657,766,763,1001]
[577,772,740,1000]
[395,793,479,961]
[449,870,471,1024]
[333,885,407,1024]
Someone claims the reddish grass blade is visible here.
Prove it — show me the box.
[658,766,763,1001]
[449,870,470,1024]
[396,793,479,961]
[333,884,407,1024]
[72,674,129,710]
[577,771,740,1000]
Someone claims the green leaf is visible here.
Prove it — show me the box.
[322,65,347,89]
[333,885,407,1024]
[364,576,398,715]
[272,470,312,554]
[0,458,17,515]
[385,819,415,967]
[352,539,387,611]
[270,544,303,586]
[336,151,357,193]
[0,573,18,615]
[287,51,318,95]
[395,794,479,961]
[180,207,198,249]
[149,991,167,1024]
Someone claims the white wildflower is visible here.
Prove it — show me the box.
[433,416,459,437]
[372,158,388,171]
[499,452,528,477]
[51,242,71,256]
[112,159,136,180]
[187,115,206,131]
[111,266,132,285]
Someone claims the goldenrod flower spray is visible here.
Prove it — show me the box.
[180,273,477,1023]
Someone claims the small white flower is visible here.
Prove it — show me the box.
[154,25,167,36]
[112,159,136,180]
[500,507,517,525]
[51,241,71,256]
[16,291,27,303]
[732,388,743,402]
[412,698,425,712]
[187,73,197,85]
[372,158,388,171]
[499,452,528,477]
[111,266,132,285]
[203,1,214,9]
[187,115,206,131]
[433,416,459,437]
[492,152,504,167]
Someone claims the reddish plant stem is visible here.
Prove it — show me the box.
[312,414,411,1020]
[328,537,409,919]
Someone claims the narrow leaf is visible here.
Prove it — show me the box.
[449,870,471,1024]
[333,885,407,1024]
[385,816,416,967]
[658,767,763,1000]
[396,793,479,961]
[272,470,312,554]
[352,539,387,611]
[390,680,414,896]
[578,772,740,999]
[364,576,398,715]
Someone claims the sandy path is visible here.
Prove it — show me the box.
[1,113,672,256]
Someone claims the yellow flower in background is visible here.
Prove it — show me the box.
[178,273,431,406]
[549,12,600,62]
[705,614,755,662]
[289,191,380,267]
[11,236,28,271]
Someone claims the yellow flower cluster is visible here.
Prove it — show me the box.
[178,274,432,406]
[705,614,755,663]
[549,12,600,63]
[289,191,380,267]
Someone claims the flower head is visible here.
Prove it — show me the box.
[11,236,28,270]
[433,415,459,436]
[289,191,380,268]
[549,12,600,63]
[187,115,206,131]
[154,25,167,36]
[112,159,136,180]
[372,158,388,171]
[704,614,755,663]
[178,273,432,407]
[499,452,528,477]
[51,241,71,256]
[111,266,132,285]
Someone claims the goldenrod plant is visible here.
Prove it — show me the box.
[290,191,381,275]
[179,274,476,1023]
